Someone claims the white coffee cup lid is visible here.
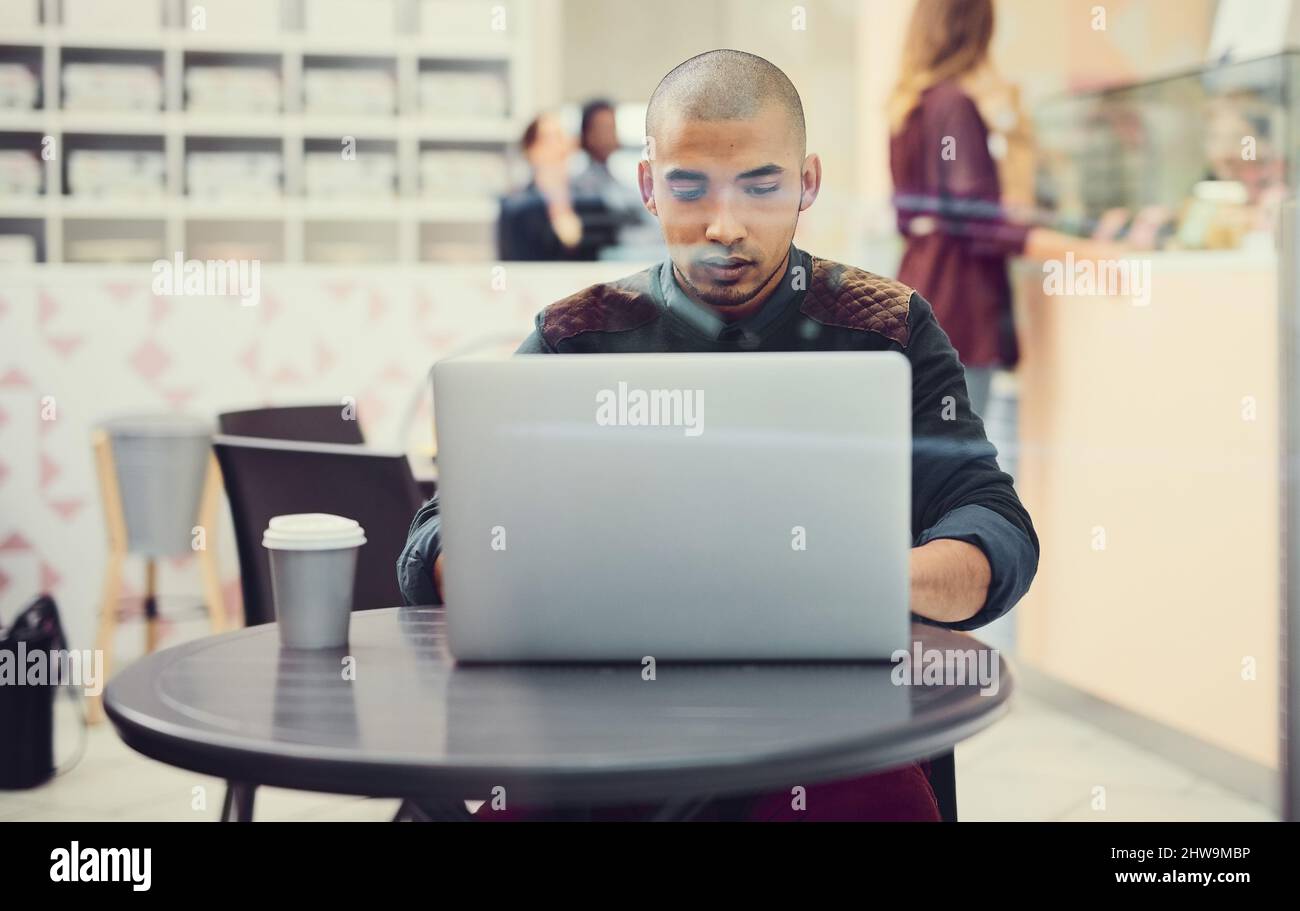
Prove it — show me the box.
[262,513,367,551]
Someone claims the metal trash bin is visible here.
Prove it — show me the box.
[100,414,214,557]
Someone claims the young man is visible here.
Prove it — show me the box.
[400,50,1038,821]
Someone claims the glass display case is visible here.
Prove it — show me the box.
[1033,51,1299,250]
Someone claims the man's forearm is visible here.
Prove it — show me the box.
[909,538,992,625]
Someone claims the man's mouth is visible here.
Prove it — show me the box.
[699,258,752,282]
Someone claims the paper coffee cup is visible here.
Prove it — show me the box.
[263,513,366,649]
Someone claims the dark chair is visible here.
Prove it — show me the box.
[927,750,958,822]
[218,405,365,445]
[212,435,424,628]
[220,404,437,500]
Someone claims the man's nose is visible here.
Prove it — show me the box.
[704,193,747,246]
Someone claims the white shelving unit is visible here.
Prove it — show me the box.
[0,0,534,263]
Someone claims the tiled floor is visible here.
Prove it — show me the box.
[0,705,404,822]
[0,689,1277,822]
[955,695,1276,822]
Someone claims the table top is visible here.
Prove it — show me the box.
[105,606,1014,804]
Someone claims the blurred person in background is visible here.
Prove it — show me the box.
[572,98,658,250]
[889,0,1128,418]
[498,111,610,261]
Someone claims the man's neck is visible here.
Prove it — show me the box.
[673,249,791,324]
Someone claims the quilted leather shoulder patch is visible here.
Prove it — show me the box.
[802,258,915,347]
[540,267,660,347]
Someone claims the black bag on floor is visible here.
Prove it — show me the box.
[0,595,85,789]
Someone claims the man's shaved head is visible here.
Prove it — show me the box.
[637,49,820,316]
[646,49,806,155]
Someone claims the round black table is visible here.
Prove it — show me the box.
[104,606,1013,821]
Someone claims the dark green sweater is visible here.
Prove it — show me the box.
[398,247,1039,631]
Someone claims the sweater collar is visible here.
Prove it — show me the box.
[656,246,809,344]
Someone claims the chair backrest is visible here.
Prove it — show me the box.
[218,405,365,445]
[213,435,424,627]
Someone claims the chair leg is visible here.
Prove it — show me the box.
[397,799,475,821]
[650,796,713,822]
[86,550,124,725]
[143,558,161,654]
[197,455,229,634]
[221,782,257,822]
[394,799,434,822]
[89,431,127,726]
[197,547,227,634]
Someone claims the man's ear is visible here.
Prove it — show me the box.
[798,153,822,212]
[638,159,658,216]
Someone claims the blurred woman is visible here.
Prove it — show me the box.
[888,0,1115,417]
[497,111,590,261]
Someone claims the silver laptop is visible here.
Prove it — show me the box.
[432,351,911,662]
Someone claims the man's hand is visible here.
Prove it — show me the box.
[433,552,444,603]
[909,539,992,626]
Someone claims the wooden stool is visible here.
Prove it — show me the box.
[88,424,228,724]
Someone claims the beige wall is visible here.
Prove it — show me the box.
[559,0,723,105]
[1014,253,1281,768]
[993,0,1218,106]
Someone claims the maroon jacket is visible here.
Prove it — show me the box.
[890,81,1030,369]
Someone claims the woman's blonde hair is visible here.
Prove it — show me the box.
[887,0,995,132]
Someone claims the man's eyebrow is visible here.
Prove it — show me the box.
[664,168,707,181]
[736,164,785,180]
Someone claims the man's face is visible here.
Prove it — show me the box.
[639,103,820,311]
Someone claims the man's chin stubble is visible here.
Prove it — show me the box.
[694,285,758,308]
[677,269,752,308]
[682,259,786,310]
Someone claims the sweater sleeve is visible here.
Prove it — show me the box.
[514,316,555,353]
[914,86,1031,259]
[397,493,444,606]
[906,291,1039,629]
